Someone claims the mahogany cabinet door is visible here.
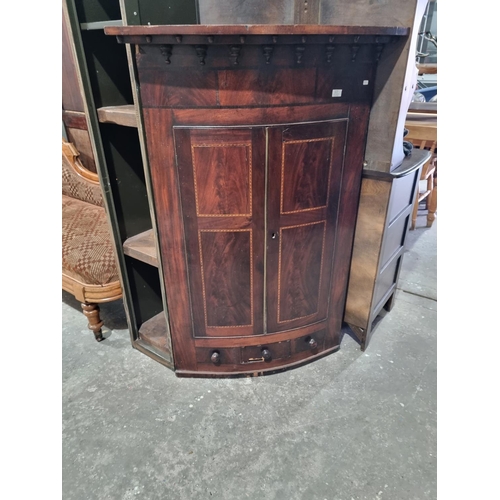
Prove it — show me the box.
[266,120,348,333]
[173,127,266,338]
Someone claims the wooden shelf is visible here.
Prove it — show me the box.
[138,312,170,354]
[80,20,123,31]
[97,105,138,128]
[123,229,158,267]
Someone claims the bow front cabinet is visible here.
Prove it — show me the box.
[104,24,409,376]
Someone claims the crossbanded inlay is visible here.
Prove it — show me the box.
[277,221,326,323]
[192,143,252,217]
[199,229,253,328]
[281,137,334,214]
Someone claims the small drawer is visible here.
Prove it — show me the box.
[374,255,402,309]
[387,172,417,223]
[292,330,327,354]
[196,347,241,366]
[241,341,291,364]
[380,213,410,268]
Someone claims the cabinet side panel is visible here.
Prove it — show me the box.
[326,103,371,348]
[344,177,391,329]
[142,108,197,370]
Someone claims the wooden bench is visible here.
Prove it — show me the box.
[62,139,122,340]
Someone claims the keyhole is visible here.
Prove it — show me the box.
[271,232,277,239]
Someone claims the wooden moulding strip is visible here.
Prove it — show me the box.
[105,24,409,37]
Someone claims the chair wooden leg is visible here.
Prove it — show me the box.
[81,303,104,341]
[411,187,419,230]
[427,184,437,227]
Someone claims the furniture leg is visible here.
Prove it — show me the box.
[81,303,104,341]
[411,187,419,230]
[347,323,371,351]
[425,174,433,210]
[427,183,437,227]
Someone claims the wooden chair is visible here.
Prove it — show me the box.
[62,139,122,340]
[404,122,437,229]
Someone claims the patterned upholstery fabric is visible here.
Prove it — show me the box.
[62,152,103,207]
[62,195,119,285]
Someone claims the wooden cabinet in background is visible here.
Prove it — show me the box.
[344,149,430,349]
[105,24,409,376]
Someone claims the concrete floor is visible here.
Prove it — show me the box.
[62,214,436,500]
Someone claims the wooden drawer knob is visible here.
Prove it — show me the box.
[308,337,318,349]
[210,351,221,364]
[261,348,272,361]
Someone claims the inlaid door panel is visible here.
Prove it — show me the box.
[277,220,326,323]
[266,120,348,333]
[174,127,265,338]
[199,229,252,328]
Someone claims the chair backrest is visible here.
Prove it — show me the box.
[405,122,437,155]
[405,122,437,175]
[62,139,103,207]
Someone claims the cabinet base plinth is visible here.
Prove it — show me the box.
[347,289,397,351]
[175,345,340,378]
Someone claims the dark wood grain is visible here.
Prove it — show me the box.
[116,24,394,374]
[173,103,350,127]
[62,110,88,130]
[106,24,409,37]
[278,221,325,322]
[325,103,370,350]
[179,345,339,377]
[218,68,316,107]
[191,141,251,216]
[137,66,218,108]
[174,127,265,339]
[142,108,197,370]
[200,230,253,328]
[281,136,332,213]
[266,120,347,335]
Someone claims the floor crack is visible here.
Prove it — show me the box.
[397,288,437,302]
